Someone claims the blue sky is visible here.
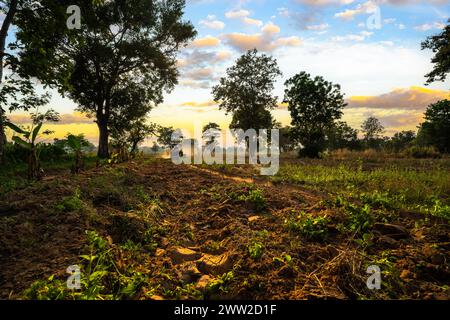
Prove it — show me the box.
[4,0,450,142]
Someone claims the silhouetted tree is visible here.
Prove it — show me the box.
[13,0,196,158]
[422,19,450,86]
[417,99,450,153]
[326,121,359,151]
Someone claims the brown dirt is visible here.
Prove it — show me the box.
[0,158,449,299]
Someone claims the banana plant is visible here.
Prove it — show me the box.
[5,120,44,180]
[66,134,86,174]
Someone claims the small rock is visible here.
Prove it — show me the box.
[376,235,399,248]
[180,262,202,283]
[169,247,202,265]
[430,254,445,265]
[248,216,260,223]
[195,275,213,291]
[373,223,409,239]
[197,253,233,275]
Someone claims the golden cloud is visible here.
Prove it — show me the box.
[346,86,450,111]
[190,36,221,48]
[8,112,94,125]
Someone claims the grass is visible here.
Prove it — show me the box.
[274,159,450,220]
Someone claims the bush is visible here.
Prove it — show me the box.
[404,146,441,159]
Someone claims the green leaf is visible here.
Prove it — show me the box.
[12,136,32,150]
[5,121,28,135]
[31,122,43,143]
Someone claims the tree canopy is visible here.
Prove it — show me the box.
[422,19,450,86]
[284,71,346,157]
[13,0,196,158]
[212,49,282,133]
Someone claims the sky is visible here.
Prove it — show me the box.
[4,0,450,144]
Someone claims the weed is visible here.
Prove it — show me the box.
[346,204,374,236]
[248,241,264,260]
[207,271,235,294]
[285,212,330,241]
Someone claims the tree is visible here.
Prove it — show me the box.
[212,49,282,136]
[157,126,182,150]
[361,116,385,149]
[388,130,416,152]
[279,126,296,152]
[202,122,220,146]
[326,121,359,151]
[284,71,346,158]
[421,19,450,86]
[14,0,196,158]
[417,99,450,153]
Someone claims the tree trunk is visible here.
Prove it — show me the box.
[97,121,109,159]
[0,0,19,163]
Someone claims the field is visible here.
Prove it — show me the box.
[0,153,449,300]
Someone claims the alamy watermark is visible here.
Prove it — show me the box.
[169,124,280,176]
[366,265,381,290]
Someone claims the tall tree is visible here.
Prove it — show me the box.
[212,49,282,135]
[417,99,450,153]
[0,0,18,162]
[284,71,346,158]
[326,121,359,151]
[361,116,385,149]
[202,122,220,146]
[422,19,450,86]
[14,0,196,158]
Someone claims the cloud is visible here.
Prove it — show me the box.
[8,112,93,125]
[331,31,373,42]
[225,9,263,27]
[177,50,233,89]
[295,0,355,5]
[183,68,216,81]
[190,36,221,48]
[223,22,302,52]
[414,22,446,31]
[346,86,450,111]
[225,9,250,19]
[306,23,330,31]
[199,15,225,30]
[242,17,263,27]
[181,100,218,108]
[335,1,378,21]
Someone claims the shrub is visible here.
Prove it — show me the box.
[405,146,441,159]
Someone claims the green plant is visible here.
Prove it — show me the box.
[206,271,235,294]
[285,212,330,241]
[55,189,84,213]
[5,121,47,180]
[248,241,264,260]
[346,204,374,236]
[65,134,89,174]
[239,188,267,211]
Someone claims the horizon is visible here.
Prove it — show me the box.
[3,0,450,145]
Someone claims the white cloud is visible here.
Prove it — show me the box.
[199,15,225,30]
[243,17,263,27]
[335,1,378,21]
[306,23,330,31]
[225,9,250,19]
[414,22,446,31]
